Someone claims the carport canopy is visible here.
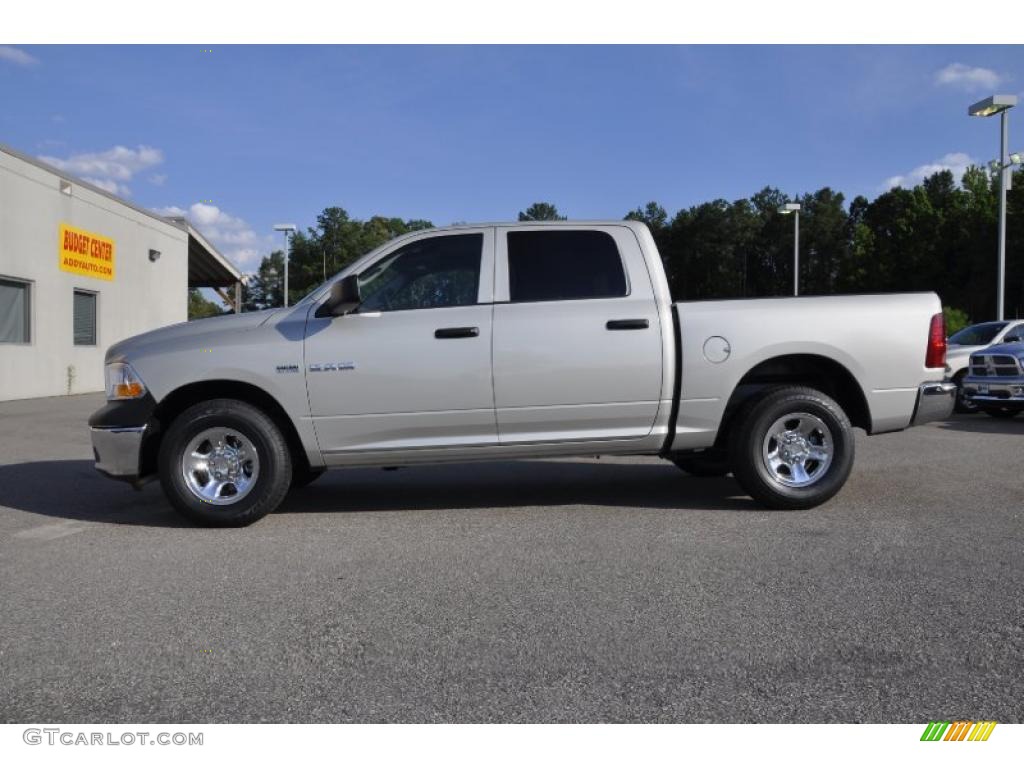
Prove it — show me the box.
[165,216,244,311]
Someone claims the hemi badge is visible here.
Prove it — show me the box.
[275,364,300,374]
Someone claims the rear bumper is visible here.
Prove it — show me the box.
[910,381,956,426]
[91,425,146,480]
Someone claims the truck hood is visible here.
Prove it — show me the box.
[947,343,984,352]
[105,308,287,363]
[976,341,1024,357]
[945,343,982,363]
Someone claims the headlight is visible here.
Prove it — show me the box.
[104,362,147,400]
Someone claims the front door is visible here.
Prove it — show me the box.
[305,229,496,458]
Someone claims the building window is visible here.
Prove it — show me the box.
[0,277,31,344]
[73,289,97,346]
[507,230,628,303]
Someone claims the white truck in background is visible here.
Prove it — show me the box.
[90,221,955,526]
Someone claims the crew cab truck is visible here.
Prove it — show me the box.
[945,320,1024,412]
[960,340,1024,418]
[90,221,955,526]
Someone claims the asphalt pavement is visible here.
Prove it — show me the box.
[0,393,1021,722]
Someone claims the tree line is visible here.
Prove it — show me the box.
[189,167,1024,329]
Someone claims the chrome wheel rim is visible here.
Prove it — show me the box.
[181,427,260,505]
[761,412,833,488]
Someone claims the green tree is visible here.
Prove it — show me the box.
[943,306,970,335]
[187,289,225,320]
[625,201,668,232]
[241,251,284,311]
[235,165,1024,317]
[798,187,847,295]
[518,202,566,221]
[245,210,436,308]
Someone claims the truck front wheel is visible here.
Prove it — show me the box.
[952,371,978,414]
[728,386,854,510]
[158,398,292,526]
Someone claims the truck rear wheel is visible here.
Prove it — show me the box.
[728,386,854,510]
[158,398,292,526]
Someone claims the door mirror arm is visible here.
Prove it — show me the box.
[315,274,361,318]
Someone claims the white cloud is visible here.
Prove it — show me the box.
[40,145,163,182]
[155,202,272,270]
[39,145,164,198]
[156,205,188,218]
[883,152,976,191]
[934,63,1004,92]
[83,177,131,196]
[0,46,37,67]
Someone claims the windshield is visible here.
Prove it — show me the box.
[948,322,1007,346]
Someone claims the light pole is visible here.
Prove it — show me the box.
[273,224,297,308]
[778,203,801,296]
[969,95,1017,320]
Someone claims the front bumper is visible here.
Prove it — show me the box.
[961,377,1024,404]
[910,381,956,426]
[91,425,146,480]
[89,393,157,483]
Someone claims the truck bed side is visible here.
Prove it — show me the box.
[669,292,945,451]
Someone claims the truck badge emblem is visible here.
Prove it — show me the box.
[309,362,356,372]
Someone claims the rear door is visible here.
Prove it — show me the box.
[305,229,497,457]
[491,225,664,444]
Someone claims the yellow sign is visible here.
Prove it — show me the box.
[58,223,115,281]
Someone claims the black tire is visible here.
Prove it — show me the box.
[671,450,731,477]
[158,398,292,526]
[952,371,979,414]
[728,386,855,510]
[290,465,326,489]
[982,406,1020,419]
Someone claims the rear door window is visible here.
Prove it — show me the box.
[507,230,627,302]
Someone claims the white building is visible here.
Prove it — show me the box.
[0,143,242,401]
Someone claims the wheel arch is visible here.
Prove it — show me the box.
[141,379,311,479]
[716,353,871,447]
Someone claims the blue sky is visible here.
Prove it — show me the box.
[1,45,1022,271]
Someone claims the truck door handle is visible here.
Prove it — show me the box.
[434,326,480,339]
[606,319,649,330]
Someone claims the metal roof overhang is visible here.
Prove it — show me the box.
[180,222,243,288]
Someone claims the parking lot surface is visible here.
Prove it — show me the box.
[0,393,1021,723]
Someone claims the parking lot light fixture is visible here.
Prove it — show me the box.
[969,95,1017,321]
[778,203,802,296]
[273,224,298,307]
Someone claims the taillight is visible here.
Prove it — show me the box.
[925,312,946,369]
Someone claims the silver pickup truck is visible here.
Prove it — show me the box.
[90,221,955,526]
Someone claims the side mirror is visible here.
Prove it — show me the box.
[315,274,361,318]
